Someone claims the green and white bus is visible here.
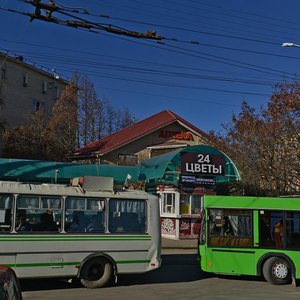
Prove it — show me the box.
[0,177,161,288]
[199,195,300,285]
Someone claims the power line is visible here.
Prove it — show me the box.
[1,2,297,94]
[1,37,281,82]
[15,0,290,46]
[15,0,165,40]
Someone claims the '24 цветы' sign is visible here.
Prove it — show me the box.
[181,152,225,176]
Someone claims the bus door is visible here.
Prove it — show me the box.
[208,208,256,275]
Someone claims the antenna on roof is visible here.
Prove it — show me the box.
[52,67,60,79]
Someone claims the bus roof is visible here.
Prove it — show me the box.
[204,195,300,210]
[0,181,154,200]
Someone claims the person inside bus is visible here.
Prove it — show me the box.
[69,211,85,231]
[274,219,283,247]
[259,217,272,246]
[86,215,104,232]
[16,215,31,231]
[39,210,58,231]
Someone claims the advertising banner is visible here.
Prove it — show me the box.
[181,152,225,176]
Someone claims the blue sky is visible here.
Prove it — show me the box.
[1,0,300,134]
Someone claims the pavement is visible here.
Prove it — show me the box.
[161,237,198,249]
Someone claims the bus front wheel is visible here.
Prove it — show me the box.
[262,256,292,285]
[80,257,113,288]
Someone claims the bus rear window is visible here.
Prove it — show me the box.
[208,209,252,247]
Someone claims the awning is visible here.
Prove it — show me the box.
[0,158,137,185]
[137,145,240,183]
[0,145,240,186]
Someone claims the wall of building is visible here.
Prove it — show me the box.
[100,123,208,165]
[0,55,66,128]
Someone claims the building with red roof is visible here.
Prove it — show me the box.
[70,109,210,165]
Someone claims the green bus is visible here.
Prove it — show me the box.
[198,195,300,285]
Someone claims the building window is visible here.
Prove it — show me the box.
[180,194,190,214]
[179,194,202,215]
[55,86,61,99]
[32,100,45,112]
[191,194,202,214]
[23,73,29,87]
[42,81,47,94]
[118,154,138,166]
[1,65,6,79]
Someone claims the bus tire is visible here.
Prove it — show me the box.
[262,256,292,285]
[80,257,113,288]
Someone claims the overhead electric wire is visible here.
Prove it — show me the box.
[72,0,300,44]
[18,0,300,62]
[129,0,300,41]
[187,0,300,29]
[29,5,300,79]
[16,0,287,46]
[2,4,296,83]
[21,51,275,86]
[1,2,297,97]
[0,37,283,81]
[59,67,271,97]
[83,85,244,108]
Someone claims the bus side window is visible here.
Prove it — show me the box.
[124,213,141,232]
[0,195,13,232]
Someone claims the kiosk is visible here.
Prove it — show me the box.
[138,145,240,239]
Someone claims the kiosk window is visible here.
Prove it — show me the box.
[162,193,175,214]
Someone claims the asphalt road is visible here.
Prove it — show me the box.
[21,250,300,300]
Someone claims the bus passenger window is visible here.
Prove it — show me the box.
[259,215,272,246]
[16,195,62,233]
[68,211,85,231]
[0,195,13,232]
[39,210,58,231]
[16,211,31,231]
[65,197,106,233]
[109,199,146,233]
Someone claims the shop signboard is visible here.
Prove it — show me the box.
[181,152,225,176]
[180,175,216,186]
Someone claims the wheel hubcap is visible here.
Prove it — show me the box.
[88,264,103,281]
[273,262,288,279]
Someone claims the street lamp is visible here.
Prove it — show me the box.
[282,42,300,48]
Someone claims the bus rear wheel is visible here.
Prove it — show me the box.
[262,257,292,285]
[80,257,113,288]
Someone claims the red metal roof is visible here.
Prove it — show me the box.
[70,109,209,158]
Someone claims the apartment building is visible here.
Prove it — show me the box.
[0,52,67,128]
